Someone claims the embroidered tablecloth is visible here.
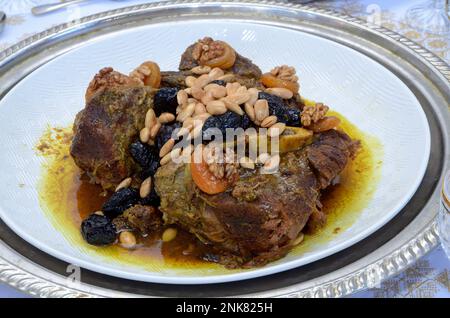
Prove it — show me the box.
[0,0,448,298]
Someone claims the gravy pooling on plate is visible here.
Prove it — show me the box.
[36,111,382,269]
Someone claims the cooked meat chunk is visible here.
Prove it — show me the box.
[123,205,162,235]
[307,129,359,189]
[70,86,155,190]
[154,130,356,267]
[179,40,262,80]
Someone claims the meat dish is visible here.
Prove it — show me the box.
[70,37,360,268]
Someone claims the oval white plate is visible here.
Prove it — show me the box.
[0,20,430,284]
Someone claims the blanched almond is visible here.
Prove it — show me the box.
[193,74,211,88]
[206,100,227,115]
[218,74,235,82]
[139,127,150,143]
[177,103,195,122]
[223,98,244,115]
[247,88,259,106]
[208,67,225,80]
[194,102,207,115]
[159,112,175,124]
[139,176,152,198]
[261,115,277,128]
[244,103,256,121]
[191,86,205,100]
[265,87,293,99]
[115,177,132,192]
[177,90,188,106]
[261,154,280,174]
[210,86,227,99]
[185,76,196,87]
[145,108,156,128]
[226,82,241,96]
[254,99,269,122]
[149,121,161,139]
[191,65,211,75]
[200,90,214,105]
[227,92,250,105]
[159,138,175,157]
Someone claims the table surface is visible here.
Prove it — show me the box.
[0,0,449,298]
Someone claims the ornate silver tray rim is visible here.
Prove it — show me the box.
[0,0,449,298]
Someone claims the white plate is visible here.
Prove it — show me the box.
[0,20,430,284]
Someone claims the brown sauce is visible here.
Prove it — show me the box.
[35,111,382,273]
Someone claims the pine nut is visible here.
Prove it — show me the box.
[145,108,156,128]
[223,98,244,115]
[177,103,195,122]
[159,112,175,124]
[239,156,255,169]
[184,87,192,95]
[193,74,211,88]
[194,102,207,115]
[139,176,152,198]
[162,228,177,242]
[191,65,211,75]
[261,115,278,128]
[159,138,175,157]
[247,88,259,106]
[268,122,286,137]
[139,127,150,143]
[236,86,248,95]
[257,153,271,164]
[206,100,227,115]
[204,83,220,91]
[265,87,293,99]
[244,103,256,121]
[119,231,136,249]
[191,86,205,100]
[254,99,269,122]
[94,211,104,216]
[262,154,280,174]
[149,120,161,139]
[208,67,225,80]
[115,177,132,192]
[185,76,196,87]
[177,90,188,106]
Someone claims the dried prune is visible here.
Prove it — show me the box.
[153,87,179,116]
[156,121,182,149]
[81,214,117,246]
[102,188,140,218]
[202,111,249,143]
[258,92,301,126]
[210,80,226,86]
[130,141,160,179]
[202,116,223,142]
[139,188,161,207]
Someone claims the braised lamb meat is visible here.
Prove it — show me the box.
[70,86,155,190]
[154,130,357,267]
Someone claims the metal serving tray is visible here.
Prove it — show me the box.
[0,0,449,298]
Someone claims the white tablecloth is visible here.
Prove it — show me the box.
[0,0,449,298]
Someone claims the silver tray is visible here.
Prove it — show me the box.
[0,0,449,298]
